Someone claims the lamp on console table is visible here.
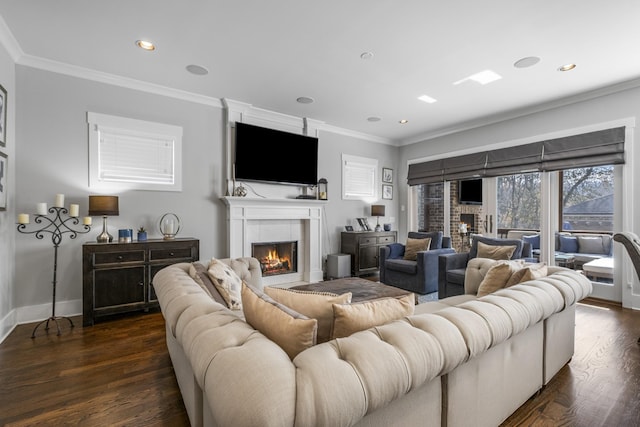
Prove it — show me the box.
[371,205,385,232]
[88,195,119,243]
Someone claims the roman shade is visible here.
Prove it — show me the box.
[407,127,625,185]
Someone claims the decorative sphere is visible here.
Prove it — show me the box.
[234,185,247,197]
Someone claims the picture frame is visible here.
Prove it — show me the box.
[356,217,371,231]
[0,152,7,211]
[0,84,6,147]
[382,184,393,200]
[344,225,354,231]
[382,167,393,183]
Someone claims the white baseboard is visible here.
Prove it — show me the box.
[0,309,17,344]
[16,299,82,324]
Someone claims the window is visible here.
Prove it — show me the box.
[497,173,541,232]
[560,166,613,232]
[88,112,183,191]
[342,154,378,200]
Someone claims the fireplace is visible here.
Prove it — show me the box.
[252,241,298,277]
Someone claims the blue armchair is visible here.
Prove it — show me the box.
[379,231,455,294]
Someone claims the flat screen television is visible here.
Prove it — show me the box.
[234,122,318,186]
[458,179,483,205]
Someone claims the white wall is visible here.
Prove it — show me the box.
[398,86,640,308]
[0,40,15,341]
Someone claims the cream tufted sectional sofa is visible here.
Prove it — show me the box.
[153,257,592,427]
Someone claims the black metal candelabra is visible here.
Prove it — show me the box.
[17,207,91,338]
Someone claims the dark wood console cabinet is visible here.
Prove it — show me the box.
[82,238,199,326]
[341,231,397,277]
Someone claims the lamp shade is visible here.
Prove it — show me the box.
[88,195,119,216]
[371,205,385,217]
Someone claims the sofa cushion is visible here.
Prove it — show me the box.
[331,294,415,339]
[387,243,405,259]
[385,259,418,274]
[477,260,524,297]
[577,236,608,255]
[188,262,228,307]
[506,263,548,287]
[558,235,578,253]
[264,287,352,344]
[470,236,524,259]
[523,234,540,250]
[241,282,317,359]
[207,258,243,310]
[477,241,517,260]
[403,237,432,261]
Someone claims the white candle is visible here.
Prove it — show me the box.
[37,203,47,215]
[54,194,65,208]
[69,204,79,217]
[18,213,30,224]
[83,216,92,226]
[165,220,174,235]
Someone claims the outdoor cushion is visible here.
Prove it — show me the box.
[558,235,578,253]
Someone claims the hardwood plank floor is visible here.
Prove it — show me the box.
[0,299,638,426]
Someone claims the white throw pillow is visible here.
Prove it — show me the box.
[207,258,243,310]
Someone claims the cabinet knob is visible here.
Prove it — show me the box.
[169,252,175,256]
[117,255,123,261]
[138,282,144,287]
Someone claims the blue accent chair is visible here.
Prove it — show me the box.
[379,231,455,295]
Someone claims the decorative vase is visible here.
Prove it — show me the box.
[137,231,147,241]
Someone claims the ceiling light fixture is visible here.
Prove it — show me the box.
[418,94,437,104]
[186,64,209,75]
[367,116,381,122]
[514,56,540,69]
[399,119,409,124]
[135,40,156,51]
[360,51,374,60]
[558,63,577,72]
[296,96,315,104]
[454,69,502,85]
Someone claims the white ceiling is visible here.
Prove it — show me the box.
[1,0,639,145]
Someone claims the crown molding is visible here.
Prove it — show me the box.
[318,123,396,146]
[0,14,23,61]
[400,77,640,146]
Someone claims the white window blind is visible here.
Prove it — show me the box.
[88,113,182,191]
[342,154,378,200]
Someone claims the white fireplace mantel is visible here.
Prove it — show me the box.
[221,197,328,284]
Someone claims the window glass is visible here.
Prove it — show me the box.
[561,166,614,232]
[497,173,541,232]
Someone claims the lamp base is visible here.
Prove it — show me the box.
[375,224,382,232]
[96,216,113,243]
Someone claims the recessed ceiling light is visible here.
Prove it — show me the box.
[514,56,540,69]
[418,94,437,104]
[360,51,374,60]
[399,119,409,124]
[558,63,577,72]
[367,116,382,122]
[296,96,315,104]
[454,70,502,85]
[186,64,209,75]
[135,40,156,51]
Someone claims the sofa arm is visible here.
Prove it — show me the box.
[416,248,456,269]
[439,252,469,271]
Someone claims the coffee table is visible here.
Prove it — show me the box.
[289,277,415,303]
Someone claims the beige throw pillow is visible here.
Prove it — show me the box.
[476,241,517,260]
[207,258,243,310]
[403,237,432,261]
[264,287,352,343]
[189,262,228,307]
[241,282,317,360]
[331,294,415,339]
[506,263,548,287]
[477,260,524,297]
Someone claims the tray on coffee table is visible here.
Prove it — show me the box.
[289,277,415,303]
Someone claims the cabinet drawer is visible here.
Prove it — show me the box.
[150,247,193,261]
[378,235,396,244]
[93,250,145,265]
[359,236,377,245]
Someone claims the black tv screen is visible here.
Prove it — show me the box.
[459,179,483,205]
[234,122,318,186]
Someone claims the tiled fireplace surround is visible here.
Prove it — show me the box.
[222,197,326,286]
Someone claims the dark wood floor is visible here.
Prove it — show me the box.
[0,299,638,426]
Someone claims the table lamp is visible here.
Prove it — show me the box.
[371,205,385,232]
[88,195,119,243]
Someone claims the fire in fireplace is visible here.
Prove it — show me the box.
[252,241,298,276]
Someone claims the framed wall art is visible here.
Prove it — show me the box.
[0,84,6,147]
[0,151,7,210]
[382,167,393,183]
[382,184,393,200]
